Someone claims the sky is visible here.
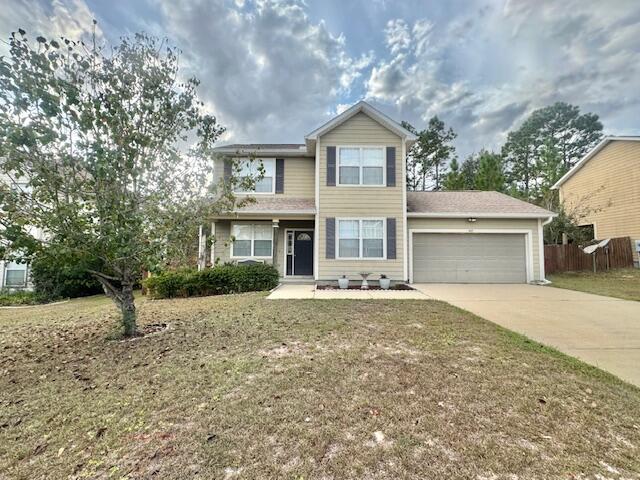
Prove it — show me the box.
[2,0,640,159]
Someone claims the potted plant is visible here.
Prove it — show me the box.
[379,274,391,290]
[338,275,349,289]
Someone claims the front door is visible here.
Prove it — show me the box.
[287,230,314,276]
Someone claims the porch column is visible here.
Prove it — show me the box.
[272,219,280,273]
[197,224,207,271]
[210,221,216,266]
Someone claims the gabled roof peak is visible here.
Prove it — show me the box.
[305,101,417,141]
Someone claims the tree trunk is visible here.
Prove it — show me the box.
[91,270,138,337]
[120,282,137,337]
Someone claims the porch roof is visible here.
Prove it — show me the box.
[215,197,316,218]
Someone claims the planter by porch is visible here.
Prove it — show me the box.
[338,277,349,289]
[379,277,391,290]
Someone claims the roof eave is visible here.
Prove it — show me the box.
[407,212,557,219]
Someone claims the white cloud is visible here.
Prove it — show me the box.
[152,0,373,143]
[0,0,101,55]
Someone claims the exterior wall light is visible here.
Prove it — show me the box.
[467,218,477,223]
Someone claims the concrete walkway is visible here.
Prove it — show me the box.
[267,284,428,300]
[413,284,640,387]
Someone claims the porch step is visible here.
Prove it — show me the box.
[279,276,315,285]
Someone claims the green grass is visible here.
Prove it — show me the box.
[1,293,639,479]
[549,268,640,301]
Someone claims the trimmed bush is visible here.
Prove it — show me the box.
[0,290,50,306]
[143,263,279,299]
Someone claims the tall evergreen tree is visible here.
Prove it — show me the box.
[402,117,457,190]
[460,155,479,190]
[474,151,505,192]
[443,158,465,190]
[502,102,603,200]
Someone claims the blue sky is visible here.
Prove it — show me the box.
[2,0,640,159]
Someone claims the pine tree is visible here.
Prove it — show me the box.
[475,151,505,191]
[443,158,465,190]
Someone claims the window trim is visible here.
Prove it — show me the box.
[335,217,387,260]
[233,158,276,195]
[336,146,386,187]
[230,222,274,259]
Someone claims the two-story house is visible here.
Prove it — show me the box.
[553,136,640,267]
[205,101,555,284]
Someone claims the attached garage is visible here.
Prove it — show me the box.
[411,232,528,283]
[406,191,556,284]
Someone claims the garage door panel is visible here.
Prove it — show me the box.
[412,233,527,283]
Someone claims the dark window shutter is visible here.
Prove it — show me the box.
[386,217,396,259]
[386,147,396,187]
[326,146,336,186]
[326,217,335,259]
[223,158,232,183]
[275,158,284,193]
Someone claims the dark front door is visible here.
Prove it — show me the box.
[292,230,313,276]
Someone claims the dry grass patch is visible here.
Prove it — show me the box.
[549,268,640,301]
[1,293,639,479]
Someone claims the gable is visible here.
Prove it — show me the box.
[321,111,403,144]
[305,101,416,141]
[561,140,640,192]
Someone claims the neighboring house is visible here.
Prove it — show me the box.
[0,177,36,291]
[203,101,555,284]
[553,136,640,267]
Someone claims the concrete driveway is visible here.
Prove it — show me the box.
[413,284,640,387]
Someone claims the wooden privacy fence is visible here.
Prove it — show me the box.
[544,236,634,274]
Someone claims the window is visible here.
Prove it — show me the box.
[337,219,385,259]
[234,158,275,194]
[231,224,273,257]
[4,262,27,287]
[338,147,385,186]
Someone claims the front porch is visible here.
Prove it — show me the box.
[198,218,316,279]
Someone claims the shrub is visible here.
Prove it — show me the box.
[30,247,103,299]
[0,290,50,306]
[143,263,280,299]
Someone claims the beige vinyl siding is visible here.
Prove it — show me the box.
[559,140,640,264]
[212,156,315,199]
[212,219,314,276]
[407,218,543,281]
[318,112,405,280]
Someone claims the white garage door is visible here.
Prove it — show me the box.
[412,233,527,283]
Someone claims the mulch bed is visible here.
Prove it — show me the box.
[317,284,415,291]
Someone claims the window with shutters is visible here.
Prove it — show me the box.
[336,219,386,259]
[231,224,273,258]
[233,158,275,194]
[337,147,385,186]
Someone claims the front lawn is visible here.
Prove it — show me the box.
[549,268,640,301]
[1,294,639,479]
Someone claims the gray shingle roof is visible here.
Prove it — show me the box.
[407,191,555,217]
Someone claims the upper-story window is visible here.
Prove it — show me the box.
[338,147,385,186]
[234,158,275,194]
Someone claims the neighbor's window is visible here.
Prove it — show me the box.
[234,158,275,194]
[338,147,384,186]
[4,261,27,287]
[337,219,385,259]
[231,224,273,257]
